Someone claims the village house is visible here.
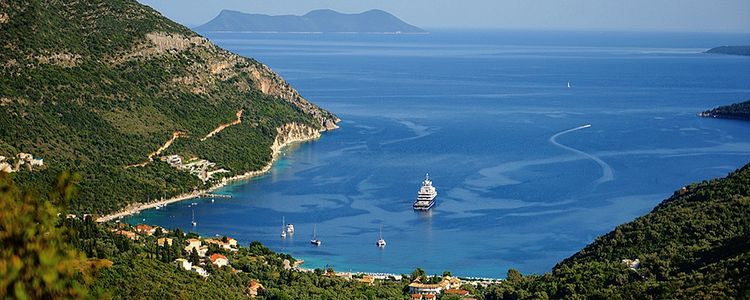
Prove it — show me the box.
[184,239,201,252]
[114,230,137,240]
[411,294,423,300]
[445,289,471,296]
[191,266,209,278]
[173,258,192,271]
[209,253,229,268]
[134,224,156,236]
[247,280,264,298]
[358,276,375,286]
[204,237,239,251]
[157,237,173,247]
[408,276,461,295]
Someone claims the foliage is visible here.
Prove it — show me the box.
[481,163,750,299]
[701,100,750,121]
[0,0,329,215]
[0,172,89,299]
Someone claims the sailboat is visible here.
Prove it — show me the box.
[567,81,571,88]
[281,217,287,238]
[310,224,321,246]
[191,207,197,227]
[376,226,386,248]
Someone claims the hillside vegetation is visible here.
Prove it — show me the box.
[699,100,750,121]
[484,163,750,299]
[0,0,337,215]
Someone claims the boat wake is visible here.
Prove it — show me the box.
[549,124,614,184]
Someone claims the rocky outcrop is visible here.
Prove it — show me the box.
[272,123,321,152]
[244,63,340,131]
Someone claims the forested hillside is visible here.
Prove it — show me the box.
[700,100,750,121]
[483,163,750,299]
[0,0,337,215]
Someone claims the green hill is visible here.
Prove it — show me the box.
[700,100,750,121]
[483,163,750,299]
[0,0,338,215]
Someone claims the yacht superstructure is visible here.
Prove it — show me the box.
[412,173,437,211]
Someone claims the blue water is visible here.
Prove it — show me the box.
[126,31,750,278]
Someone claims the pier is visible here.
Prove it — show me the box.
[197,193,232,198]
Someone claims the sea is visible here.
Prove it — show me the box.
[126,30,750,278]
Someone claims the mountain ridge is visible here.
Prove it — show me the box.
[194,8,426,33]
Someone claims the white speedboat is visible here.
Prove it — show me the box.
[287,223,295,234]
[412,173,437,211]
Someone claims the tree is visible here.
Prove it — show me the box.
[506,269,523,282]
[411,268,426,281]
[0,172,89,299]
[189,248,200,265]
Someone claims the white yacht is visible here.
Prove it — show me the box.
[376,226,386,248]
[412,173,437,211]
[281,217,287,238]
[310,224,321,246]
[286,223,295,234]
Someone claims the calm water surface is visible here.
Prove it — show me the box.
[126,31,750,277]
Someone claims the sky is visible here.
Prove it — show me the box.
[138,0,750,32]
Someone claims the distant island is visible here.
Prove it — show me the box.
[194,9,426,34]
[705,46,750,56]
[699,100,750,121]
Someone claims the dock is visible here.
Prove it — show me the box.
[196,193,232,199]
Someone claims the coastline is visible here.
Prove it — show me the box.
[97,122,331,222]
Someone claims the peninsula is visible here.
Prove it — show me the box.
[699,99,750,121]
[705,45,750,56]
[194,9,426,34]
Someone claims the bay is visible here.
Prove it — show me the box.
[126,30,750,278]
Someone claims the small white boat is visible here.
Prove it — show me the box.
[376,226,386,248]
[567,81,571,88]
[281,217,287,238]
[287,223,295,234]
[310,224,321,246]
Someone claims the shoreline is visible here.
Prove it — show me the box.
[97,123,328,222]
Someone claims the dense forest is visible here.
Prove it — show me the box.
[700,100,750,121]
[0,0,337,215]
[705,46,750,56]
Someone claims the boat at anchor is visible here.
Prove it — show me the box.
[413,173,437,211]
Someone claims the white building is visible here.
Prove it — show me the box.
[191,266,209,277]
[174,258,192,271]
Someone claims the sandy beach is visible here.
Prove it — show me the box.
[97,123,328,222]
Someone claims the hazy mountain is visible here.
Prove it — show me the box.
[705,45,750,56]
[194,9,426,33]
